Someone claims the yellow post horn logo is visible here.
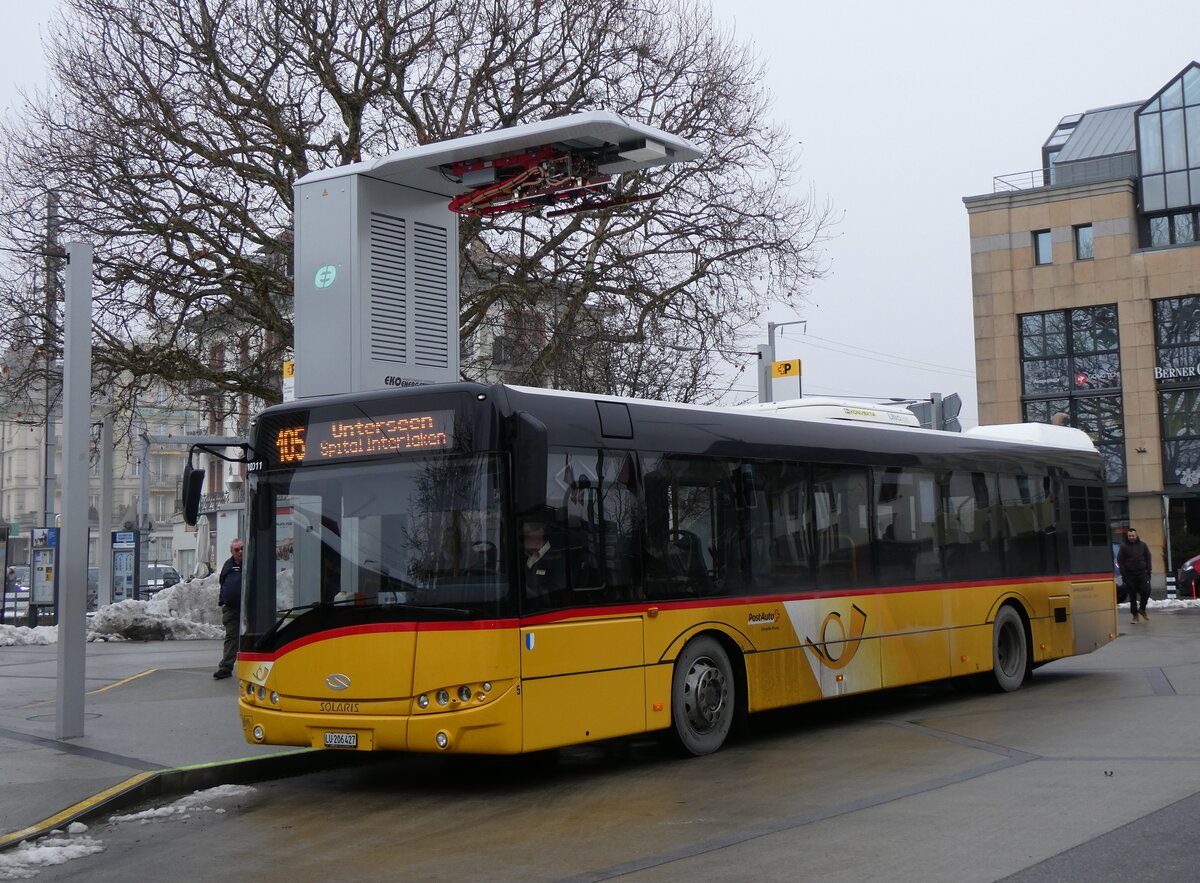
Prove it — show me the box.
[804,605,868,670]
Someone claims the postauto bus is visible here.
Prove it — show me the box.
[206,382,1115,757]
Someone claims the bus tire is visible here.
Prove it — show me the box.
[990,605,1028,693]
[666,635,735,756]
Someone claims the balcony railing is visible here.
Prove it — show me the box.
[993,169,1051,192]
[994,155,1138,194]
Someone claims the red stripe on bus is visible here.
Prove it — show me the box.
[240,572,1109,659]
[517,572,1112,625]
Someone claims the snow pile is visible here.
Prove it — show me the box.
[88,573,223,642]
[109,784,256,824]
[0,625,56,648]
[0,825,104,879]
[0,574,224,646]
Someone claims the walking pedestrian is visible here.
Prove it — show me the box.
[1117,527,1152,624]
[213,538,243,679]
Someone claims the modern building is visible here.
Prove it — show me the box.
[964,61,1200,586]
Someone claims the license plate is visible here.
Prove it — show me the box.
[324,732,357,749]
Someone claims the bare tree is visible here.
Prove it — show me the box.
[0,0,829,415]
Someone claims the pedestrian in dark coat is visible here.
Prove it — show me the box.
[1117,527,1152,624]
[213,538,243,679]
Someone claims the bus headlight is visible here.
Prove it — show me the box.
[252,725,265,742]
[436,689,449,706]
[270,692,279,705]
[417,694,429,709]
[435,731,449,749]
[458,686,472,702]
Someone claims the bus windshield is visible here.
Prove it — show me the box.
[245,453,511,642]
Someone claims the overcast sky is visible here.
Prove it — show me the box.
[710,0,1200,425]
[5,2,1200,426]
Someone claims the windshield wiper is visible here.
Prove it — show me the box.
[389,602,473,618]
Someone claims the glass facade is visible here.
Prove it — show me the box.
[1138,63,1200,215]
[1020,305,1125,484]
[1154,296,1200,488]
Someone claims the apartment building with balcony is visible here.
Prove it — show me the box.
[0,381,204,570]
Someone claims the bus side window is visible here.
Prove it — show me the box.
[547,449,643,604]
[999,473,1059,577]
[642,455,739,600]
[813,464,874,590]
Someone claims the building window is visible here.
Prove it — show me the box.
[1033,229,1053,265]
[1074,224,1094,260]
[1146,209,1199,247]
[1020,305,1125,484]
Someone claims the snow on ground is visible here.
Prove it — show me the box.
[0,573,224,646]
[0,828,104,880]
[108,784,256,824]
[0,786,257,879]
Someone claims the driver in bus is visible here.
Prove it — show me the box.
[522,514,566,599]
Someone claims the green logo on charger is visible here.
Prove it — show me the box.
[314,265,338,288]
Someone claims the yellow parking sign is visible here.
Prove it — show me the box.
[771,359,801,379]
[282,359,296,402]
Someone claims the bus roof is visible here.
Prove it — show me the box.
[964,422,1099,453]
[259,382,1103,475]
[729,398,920,427]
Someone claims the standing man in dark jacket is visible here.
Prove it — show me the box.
[214,538,243,679]
[1117,527,1152,625]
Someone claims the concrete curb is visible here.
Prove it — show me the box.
[0,748,377,850]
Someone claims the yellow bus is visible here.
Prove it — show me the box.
[195,382,1116,757]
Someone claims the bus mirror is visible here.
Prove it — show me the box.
[511,411,547,516]
[181,459,206,526]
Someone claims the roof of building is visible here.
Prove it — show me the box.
[1055,101,1140,163]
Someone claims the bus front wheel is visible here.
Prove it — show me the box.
[990,605,1028,692]
[666,636,734,756]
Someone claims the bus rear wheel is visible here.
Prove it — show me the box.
[666,636,734,756]
[990,605,1028,692]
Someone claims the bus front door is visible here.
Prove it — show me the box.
[519,615,646,751]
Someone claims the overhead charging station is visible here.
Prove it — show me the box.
[291,111,703,398]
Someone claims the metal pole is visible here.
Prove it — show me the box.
[99,412,113,606]
[42,193,60,531]
[56,242,92,740]
[1163,493,1173,591]
[139,431,150,597]
[757,344,774,403]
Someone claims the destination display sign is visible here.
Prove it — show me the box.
[273,409,455,465]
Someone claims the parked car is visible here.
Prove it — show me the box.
[140,564,181,598]
[3,565,31,622]
[1178,553,1200,599]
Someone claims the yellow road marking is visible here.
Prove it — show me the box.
[0,746,320,848]
[0,772,155,848]
[19,669,158,709]
[89,669,157,694]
